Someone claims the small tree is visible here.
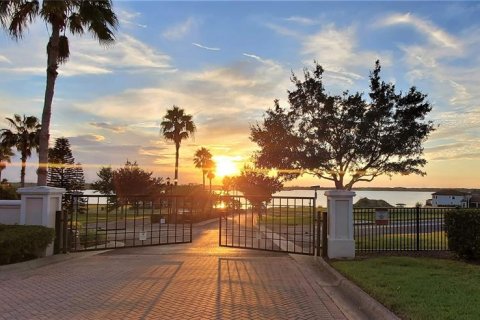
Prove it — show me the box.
[233,166,283,215]
[193,147,212,189]
[206,159,216,194]
[251,61,435,190]
[0,114,40,187]
[0,144,14,181]
[92,166,115,195]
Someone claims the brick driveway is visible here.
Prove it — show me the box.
[0,222,347,320]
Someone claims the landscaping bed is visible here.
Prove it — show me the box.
[331,256,480,319]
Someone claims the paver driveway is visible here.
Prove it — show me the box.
[0,221,347,320]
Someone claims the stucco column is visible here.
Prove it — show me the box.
[17,186,66,256]
[325,190,356,259]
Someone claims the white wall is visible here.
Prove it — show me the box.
[0,200,21,224]
[432,195,465,207]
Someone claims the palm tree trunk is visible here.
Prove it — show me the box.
[174,143,180,185]
[37,25,60,186]
[20,156,26,188]
[209,178,212,194]
[202,170,206,190]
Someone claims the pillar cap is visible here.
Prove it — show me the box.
[17,186,66,195]
[324,190,356,197]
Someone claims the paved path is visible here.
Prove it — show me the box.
[0,221,347,320]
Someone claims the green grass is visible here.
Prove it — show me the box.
[356,232,448,250]
[332,256,480,320]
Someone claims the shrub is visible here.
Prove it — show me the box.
[0,183,19,200]
[445,209,480,260]
[79,230,106,248]
[0,224,55,265]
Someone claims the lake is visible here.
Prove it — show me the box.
[274,190,434,208]
[83,189,434,208]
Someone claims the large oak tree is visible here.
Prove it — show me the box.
[251,61,435,190]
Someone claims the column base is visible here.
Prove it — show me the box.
[327,238,355,259]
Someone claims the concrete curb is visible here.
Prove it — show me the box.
[290,255,400,320]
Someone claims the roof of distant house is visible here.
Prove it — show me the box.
[470,194,480,203]
[432,189,470,196]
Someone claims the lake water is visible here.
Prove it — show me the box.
[274,190,434,208]
[83,189,434,208]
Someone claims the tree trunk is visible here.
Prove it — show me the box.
[37,25,60,186]
[174,143,180,185]
[202,170,206,190]
[20,155,26,188]
[209,178,212,194]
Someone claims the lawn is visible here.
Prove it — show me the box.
[332,256,480,320]
[355,232,448,251]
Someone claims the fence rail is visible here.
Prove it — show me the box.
[354,207,458,252]
[64,194,195,252]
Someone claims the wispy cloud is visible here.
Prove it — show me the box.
[163,17,199,40]
[285,16,317,26]
[0,55,11,64]
[378,13,461,49]
[89,122,127,133]
[118,9,147,29]
[264,23,300,38]
[301,24,389,84]
[192,42,220,51]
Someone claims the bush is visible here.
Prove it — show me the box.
[445,209,480,260]
[0,224,55,265]
[79,230,106,248]
[0,183,19,200]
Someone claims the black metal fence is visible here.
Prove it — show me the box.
[217,195,321,255]
[354,207,458,252]
[64,194,195,252]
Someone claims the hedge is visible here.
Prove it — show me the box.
[445,209,480,260]
[0,224,55,265]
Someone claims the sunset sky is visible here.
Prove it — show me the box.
[1,1,479,189]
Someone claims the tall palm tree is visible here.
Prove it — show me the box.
[0,114,41,187]
[160,106,196,185]
[206,159,216,194]
[1,1,118,186]
[0,144,14,181]
[193,147,212,189]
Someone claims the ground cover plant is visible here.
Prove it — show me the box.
[332,256,480,320]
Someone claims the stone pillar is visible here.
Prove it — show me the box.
[17,186,66,256]
[325,190,356,259]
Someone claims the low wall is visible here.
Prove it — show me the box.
[0,200,21,225]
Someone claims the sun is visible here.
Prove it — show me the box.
[213,155,241,178]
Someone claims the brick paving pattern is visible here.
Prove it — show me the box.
[0,223,346,319]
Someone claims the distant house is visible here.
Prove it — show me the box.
[431,189,471,208]
[470,194,480,208]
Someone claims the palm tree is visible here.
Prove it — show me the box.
[1,1,118,186]
[193,147,212,189]
[160,106,196,185]
[0,144,14,181]
[206,159,216,194]
[0,114,41,187]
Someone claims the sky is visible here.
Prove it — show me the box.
[0,1,479,189]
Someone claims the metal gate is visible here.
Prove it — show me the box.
[217,195,321,255]
[63,194,193,252]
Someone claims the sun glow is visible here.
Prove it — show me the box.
[213,155,241,177]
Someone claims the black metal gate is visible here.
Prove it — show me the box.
[217,195,321,255]
[63,194,193,252]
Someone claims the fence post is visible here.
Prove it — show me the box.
[416,205,420,251]
[322,211,328,257]
[315,211,321,256]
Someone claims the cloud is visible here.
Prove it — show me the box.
[378,13,461,49]
[264,23,300,38]
[0,55,11,64]
[163,17,199,40]
[192,42,220,51]
[68,134,106,146]
[300,24,390,83]
[117,9,147,29]
[89,122,127,133]
[285,16,318,26]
